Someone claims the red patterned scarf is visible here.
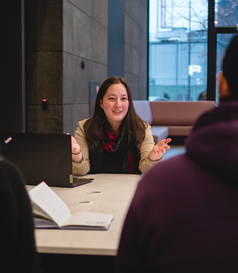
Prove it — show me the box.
[88,122,140,174]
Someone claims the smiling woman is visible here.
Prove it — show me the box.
[99,83,129,135]
[71,76,171,176]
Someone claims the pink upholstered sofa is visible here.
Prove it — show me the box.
[133,100,216,143]
[133,100,168,143]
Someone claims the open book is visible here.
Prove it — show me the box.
[28,181,114,230]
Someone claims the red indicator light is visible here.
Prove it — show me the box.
[42,99,48,111]
[4,137,12,144]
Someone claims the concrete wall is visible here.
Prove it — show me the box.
[62,0,108,135]
[25,0,64,134]
[124,0,148,100]
[25,0,148,135]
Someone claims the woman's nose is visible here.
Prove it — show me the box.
[115,99,121,107]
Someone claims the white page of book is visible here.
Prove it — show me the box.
[29,182,71,227]
[62,212,114,228]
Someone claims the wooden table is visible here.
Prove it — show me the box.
[27,173,141,257]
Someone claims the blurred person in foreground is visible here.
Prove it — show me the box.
[115,35,238,273]
[0,152,42,272]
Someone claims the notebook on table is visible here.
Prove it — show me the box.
[0,132,93,187]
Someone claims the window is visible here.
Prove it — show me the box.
[215,0,238,27]
[148,0,238,102]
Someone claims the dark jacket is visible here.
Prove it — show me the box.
[0,158,42,273]
[115,101,238,273]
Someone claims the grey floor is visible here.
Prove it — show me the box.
[163,145,186,160]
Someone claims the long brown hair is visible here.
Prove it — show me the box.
[84,76,146,145]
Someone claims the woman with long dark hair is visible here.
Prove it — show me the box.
[71,76,171,175]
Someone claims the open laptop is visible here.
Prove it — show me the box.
[0,132,93,187]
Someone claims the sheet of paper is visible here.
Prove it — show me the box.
[62,212,114,229]
[29,181,71,227]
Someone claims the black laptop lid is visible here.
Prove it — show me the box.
[0,132,72,187]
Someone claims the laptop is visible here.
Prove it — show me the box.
[0,132,94,187]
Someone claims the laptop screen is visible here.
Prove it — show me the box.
[0,132,73,187]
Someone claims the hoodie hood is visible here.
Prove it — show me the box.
[186,101,238,187]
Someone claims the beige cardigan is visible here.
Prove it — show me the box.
[72,119,163,176]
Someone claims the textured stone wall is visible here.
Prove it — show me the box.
[25,0,147,135]
[25,0,63,134]
[62,0,108,135]
[124,0,148,100]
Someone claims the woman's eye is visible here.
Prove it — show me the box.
[122,97,128,100]
[109,97,114,101]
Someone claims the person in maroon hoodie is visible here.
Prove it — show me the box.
[115,34,238,273]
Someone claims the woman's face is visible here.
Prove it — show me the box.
[100,83,129,128]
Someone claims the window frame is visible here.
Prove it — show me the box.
[148,0,238,102]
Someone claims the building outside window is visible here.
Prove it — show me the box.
[148,0,238,102]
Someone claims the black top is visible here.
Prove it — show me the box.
[89,121,141,174]
[0,157,42,273]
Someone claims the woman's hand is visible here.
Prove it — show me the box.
[149,138,171,161]
[66,133,83,163]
